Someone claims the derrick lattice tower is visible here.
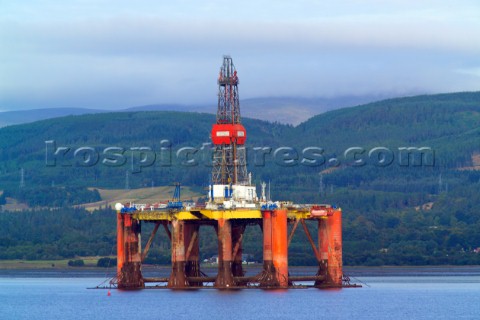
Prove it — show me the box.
[211,56,247,185]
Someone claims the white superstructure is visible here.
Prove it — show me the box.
[206,183,259,209]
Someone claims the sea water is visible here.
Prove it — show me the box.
[0,269,479,320]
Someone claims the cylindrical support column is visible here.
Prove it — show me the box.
[168,220,188,288]
[329,209,343,286]
[116,212,125,276]
[272,209,288,288]
[232,223,244,278]
[184,223,202,287]
[316,217,329,286]
[317,210,343,286]
[117,213,144,289]
[215,218,235,288]
[259,210,279,287]
[263,211,273,262]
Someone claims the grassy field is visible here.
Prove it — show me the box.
[0,257,114,269]
[0,186,203,211]
[81,186,202,211]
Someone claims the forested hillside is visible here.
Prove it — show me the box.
[1,92,480,265]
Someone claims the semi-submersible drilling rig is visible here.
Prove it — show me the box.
[114,56,348,289]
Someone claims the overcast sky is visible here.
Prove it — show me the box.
[0,0,479,111]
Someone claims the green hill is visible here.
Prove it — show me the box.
[1,92,480,266]
[0,111,292,190]
[292,91,480,164]
[2,92,480,195]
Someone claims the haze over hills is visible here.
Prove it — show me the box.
[0,108,107,128]
[1,91,480,265]
[0,93,396,127]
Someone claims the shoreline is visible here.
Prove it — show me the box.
[1,261,480,278]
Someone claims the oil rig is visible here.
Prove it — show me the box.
[114,56,347,289]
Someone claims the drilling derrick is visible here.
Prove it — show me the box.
[211,56,247,185]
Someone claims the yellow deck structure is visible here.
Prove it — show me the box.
[132,207,325,221]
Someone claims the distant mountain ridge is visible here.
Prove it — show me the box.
[0,108,107,127]
[0,94,395,127]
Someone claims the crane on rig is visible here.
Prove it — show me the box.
[167,183,183,209]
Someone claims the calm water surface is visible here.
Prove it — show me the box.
[1,270,479,320]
